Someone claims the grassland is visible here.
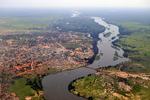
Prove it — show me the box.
[94,55,100,61]
[7,65,59,100]
[70,70,150,100]
[62,44,81,49]
[9,78,35,98]
[110,21,150,73]
[0,17,61,31]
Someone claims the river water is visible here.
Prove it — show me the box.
[42,17,129,100]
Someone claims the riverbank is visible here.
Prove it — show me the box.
[69,68,150,100]
[106,18,150,74]
[42,17,129,100]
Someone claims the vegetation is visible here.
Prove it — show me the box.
[7,66,59,100]
[70,71,150,100]
[113,56,119,61]
[84,9,150,73]
[106,27,110,30]
[113,51,122,61]
[70,74,107,99]
[103,32,112,37]
[95,55,100,61]
[70,8,150,100]
[100,53,103,56]
[109,20,150,73]
[62,44,81,49]
[99,37,102,42]
[111,45,120,51]
[111,36,116,40]
[8,77,46,100]
[9,78,35,98]
[53,17,105,39]
[0,17,61,31]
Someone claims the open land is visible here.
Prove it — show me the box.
[70,68,150,100]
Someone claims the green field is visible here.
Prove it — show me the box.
[62,44,81,49]
[70,74,107,99]
[70,72,150,100]
[0,17,61,31]
[9,78,36,98]
[102,13,150,73]
[7,66,59,100]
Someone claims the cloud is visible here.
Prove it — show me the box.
[0,0,150,8]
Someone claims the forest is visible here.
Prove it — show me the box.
[53,17,105,39]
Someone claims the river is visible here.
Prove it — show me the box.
[42,17,129,100]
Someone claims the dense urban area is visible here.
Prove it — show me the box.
[0,29,97,99]
[0,10,106,99]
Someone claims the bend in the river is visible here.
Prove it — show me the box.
[42,17,129,100]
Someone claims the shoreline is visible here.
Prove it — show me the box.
[42,17,128,100]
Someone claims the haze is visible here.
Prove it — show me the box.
[0,0,150,8]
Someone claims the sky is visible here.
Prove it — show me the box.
[0,0,150,8]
